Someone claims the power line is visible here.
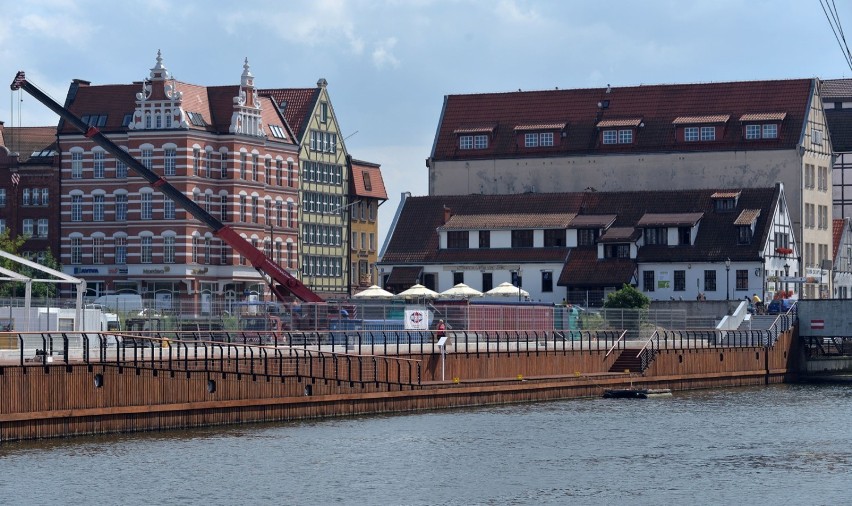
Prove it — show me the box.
[820,0,852,72]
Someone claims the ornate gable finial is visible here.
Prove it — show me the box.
[149,49,170,81]
[241,57,254,88]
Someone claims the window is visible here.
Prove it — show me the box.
[474,135,488,149]
[31,188,40,206]
[453,271,464,285]
[287,202,295,228]
[239,195,247,222]
[805,164,815,189]
[714,198,736,212]
[22,189,30,206]
[252,154,259,181]
[240,152,247,179]
[704,270,716,291]
[525,133,539,148]
[252,196,259,223]
[684,127,699,142]
[674,270,685,291]
[93,151,105,178]
[163,236,175,263]
[71,237,82,264]
[321,102,328,123]
[540,132,554,146]
[141,148,153,170]
[115,194,127,221]
[116,158,127,178]
[737,226,752,245]
[818,205,828,230]
[220,152,228,179]
[578,229,599,246]
[0,189,5,206]
[678,227,691,245]
[818,166,828,191]
[141,193,152,219]
[71,152,83,178]
[141,236,153,263]
[805,203,815,229]
[92,237,104,264]
[813,128,823,145]
[482,272,493,292]
[221,242,230,265]
[643,270,655,292]
[22,219,33,236]
[511,271,522,289]
[205,151,214,178]
[93,194,104,221]
[164,148,176,176]
[736,269,748,291]
[369,233,375,251]
[762,124,778,139]
[265,158,272,183]
[745,124,761,139]
[447,231,469,249]
[459,135,473,150]
[542,271,553,292]
[160,199,173,220]
[220,195,229,222]
[115,236,127,264]
[193,148,201,176]
[479,230,490,248]
[287,161,294,187]
[605,244,630,258]
[774,232,790,250]
[544,229,565,247]
[700,126,715,141]
[192,237,200,263]
[42,188,49,206]
[71,195,83,222]
[0,219,5,234]
[618,129,633,144]
[37,219,48,238]
[511,230,534,247]
[644,227,668,245]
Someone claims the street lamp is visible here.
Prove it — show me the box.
[784,262,790,297]
[725,257,731,300]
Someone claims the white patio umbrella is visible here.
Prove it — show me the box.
[395,283,439,299]
[352,285,394,299]
[485,282,530,299]
[439,283,483,299]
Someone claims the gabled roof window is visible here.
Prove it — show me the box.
[712,191,740,212]
[268,124,287,139]
[81,114,107,127]
[186,111,207,127]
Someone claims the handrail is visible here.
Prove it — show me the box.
[605,330,629,357]
[636,329,659,359]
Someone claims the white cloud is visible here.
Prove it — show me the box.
[372,38,400,69]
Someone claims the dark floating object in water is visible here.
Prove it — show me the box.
[603,388,672,399]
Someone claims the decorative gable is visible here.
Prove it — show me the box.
[129,50,189,131]
[229,58,265,137]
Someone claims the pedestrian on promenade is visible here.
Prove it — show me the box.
[436,319,446,342]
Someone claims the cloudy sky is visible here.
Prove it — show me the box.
[2,0,851,244]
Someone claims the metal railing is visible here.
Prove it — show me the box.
[3,332,421,388]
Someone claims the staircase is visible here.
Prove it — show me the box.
[609,350,644,374]
[738,314,777,331]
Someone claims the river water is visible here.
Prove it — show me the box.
[2,384,850,506]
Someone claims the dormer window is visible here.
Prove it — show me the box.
[597,118,640,145]
[454,125,496,150]
[711,191,741,212]
[515,123,565,149]
[446,230,469,249]
[644,227,668,245]
[740,113,784,140]
[544,229,565,247]
[605,244,631,258]
[737,226,752,245]
[673,115,729,143]
[733,209,760,245]
[577,228,599,246]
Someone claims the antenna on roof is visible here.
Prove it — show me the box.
[606,84,612,94]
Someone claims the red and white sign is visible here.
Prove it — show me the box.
[810,319,825,330]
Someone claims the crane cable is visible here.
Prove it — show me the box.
[820,0,852,72]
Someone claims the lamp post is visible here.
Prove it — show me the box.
[784,262,790,297]
[725,257,731,300]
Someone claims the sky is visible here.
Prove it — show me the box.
[2,0,851,247]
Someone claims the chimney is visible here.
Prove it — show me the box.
[443,205,452,224]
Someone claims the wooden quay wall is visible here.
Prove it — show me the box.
[0,328,796,441]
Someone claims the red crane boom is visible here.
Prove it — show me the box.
[11,71,324,303]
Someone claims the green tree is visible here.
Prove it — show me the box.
[0,230,60,298]
[603,283,650,309]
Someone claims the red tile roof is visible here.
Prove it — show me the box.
[596,118,642,128]
[672,114,730,125]
[569,214,617,228]
[514,123,566,131]
[599,227,640,242]
[833,218,846,260]
[558,248,636,287]
[431,79,813,160]
[739,112,786,122]
[381,187,782,287]
[454,125,497,134]
[733,209,761,226]
[637,213,703,227]
[440,213,575,230]
[385,266,422,286]
[822,79,852,99]
[258,88,319,142]
[0,126,57,162]
[350,159,388,200]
